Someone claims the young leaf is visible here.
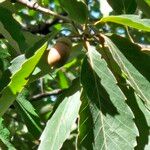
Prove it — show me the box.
[38,91,81,150]
[96,15,150,32]
[58,0,88,24]
[0,39,48,116]
[104,35,150,110]
[79,45,138,149]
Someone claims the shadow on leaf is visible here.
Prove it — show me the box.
[119,84,149,150]
[81,57,119,116]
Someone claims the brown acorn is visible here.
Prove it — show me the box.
[47,37,72,67]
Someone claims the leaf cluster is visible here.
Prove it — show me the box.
[0,0,150,149]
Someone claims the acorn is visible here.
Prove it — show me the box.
[47,37,72,68]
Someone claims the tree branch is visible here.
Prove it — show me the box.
[16,0,70,22]
[24,18,60,34]
[31,89,63,101]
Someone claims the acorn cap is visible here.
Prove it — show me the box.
[56,37,72,49]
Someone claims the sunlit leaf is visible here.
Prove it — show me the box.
[0,39,48,116]
[38,91,81,150]
[104,35,150,110]
[119,85,150,149]
[79,45,138,149]
[96,15,150,32]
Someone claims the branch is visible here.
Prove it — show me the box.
[16,0,70,22]
[138,44,150,50]
[31,89,63,101]
[24,18,60,34]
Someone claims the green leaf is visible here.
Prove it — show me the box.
[0,33,55,90]
[57,70,69,89]
[79,45,138,149]
[16,90,42,138]
[38,91,81,150]
[0,118,16,150]
[98,42,150,149]
[77,90,94,150]
[50,77,80,117]
[119,85,150,149]
[134,96,150,149]
[0,39,48,116]
[104,35,150,110]
[0,32,57,91]
[96,15,150,32]
[59,0,88,24]
[9,55,26,75]
[107,0,137,14]
[17,90,38,117]
[25,31,59,83]
[0,7,27,53]
[27,50,51,84]
[0,54,26,94]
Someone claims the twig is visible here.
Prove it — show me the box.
[24,18,59,34]
[138,44,150,50]
[71,21,80,34]
[31,89,63,101]
[125,26,134,43]
[16,0,70,22]
[40,78,44,94]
